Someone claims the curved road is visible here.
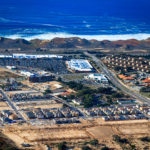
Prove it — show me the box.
[84,52,150,105]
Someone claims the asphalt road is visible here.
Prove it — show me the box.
[0,88,26,121]
[84,52,150,105]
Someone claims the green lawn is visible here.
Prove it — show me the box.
[140,92,150,98]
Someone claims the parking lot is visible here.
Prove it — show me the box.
[0,58,69,74]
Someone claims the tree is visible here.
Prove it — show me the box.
[43,88,52,95]
[82,146,91,150]
[57,142,67,150]
[101,146,110,150]
[82,94,94,108]
[89,139,99,146]
[97,87,113,94]
[114,66,122,72]
[106,96,113,104]
[126,66,133,72]
[140,86,150,93]
[58,77,62,82]
[68,94,75,99]
[111,92,124,98]
[77,88,93,97]
[113,135,129,144]
[140,136,150,142]
[67,81,83,90]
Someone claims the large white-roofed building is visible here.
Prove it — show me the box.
[0,55,12,58]
[67,59,93,72]
[85,74,109,84]
[20,70,35,77]
[12,53,63,59]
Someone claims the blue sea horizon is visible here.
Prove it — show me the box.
[0,0,150,41]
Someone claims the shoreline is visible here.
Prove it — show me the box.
[1,32,150,41]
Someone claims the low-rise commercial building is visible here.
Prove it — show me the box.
[67,59,93,72]
[85,74,108,84]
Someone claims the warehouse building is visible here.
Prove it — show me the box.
[6,66,16,70]
[20,70,54,82]
[67,59,93,72]
[20,70,34,77]
[0,54,63,59]
[12,54,63,59]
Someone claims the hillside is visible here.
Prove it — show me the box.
[0,37,150,51]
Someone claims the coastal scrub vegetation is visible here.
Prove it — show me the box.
[64,81,124,108]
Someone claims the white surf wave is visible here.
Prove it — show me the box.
[3,32,150,41]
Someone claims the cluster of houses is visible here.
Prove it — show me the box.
[9,93,51,102]
[24,107,81,120]
[104,55,150,73]
[118,74,135,83]
[0,110,19,123]
[118,73,150,86]
[141,78,150,86]
[0,80,23,91]
[81,104,150,121]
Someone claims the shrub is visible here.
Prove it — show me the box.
[43,88,52,95]
[101,146,110,150]
[140,136,150,142]
[140,86,150,93]
[82,146,91,150]
[113,135,129,144]
[111,92,124,98]
[97,87,113,94]
[89,139,99,146]
[57,142,67,150]
[82,94,94,108]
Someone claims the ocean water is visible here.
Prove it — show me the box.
[0,0,150,41]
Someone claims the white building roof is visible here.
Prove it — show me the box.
[88,74,108,81]
[12,54,63,59]
[0,55,12,58]
[68,59,93,72]
[0,54,63,59]
[20,70,35,77]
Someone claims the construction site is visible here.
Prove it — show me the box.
[1,118,150,150]
[0,54,149,150]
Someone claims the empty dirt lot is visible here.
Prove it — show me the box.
[86,126,114,139]
[0,101,12,110]
[1,118,150,149]
[0,67,22,80]
[16,101,63,110]
[118,124,150,135]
